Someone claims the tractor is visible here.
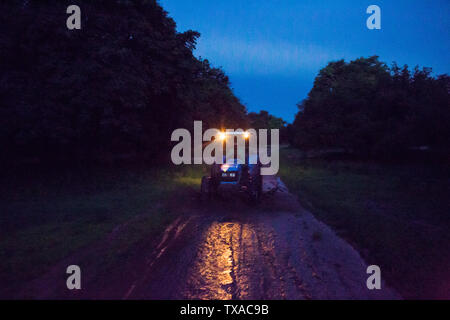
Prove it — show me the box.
[200,131,262,202]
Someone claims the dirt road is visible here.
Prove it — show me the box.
[123,176,398,299]
[22,175,399,299]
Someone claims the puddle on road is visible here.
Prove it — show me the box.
[182,221,257,300]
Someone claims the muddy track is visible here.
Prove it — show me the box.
[20,175,400,299]
[125,176,399,299]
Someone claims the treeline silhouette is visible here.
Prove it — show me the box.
[0,0,248,165]
[2,2,448,166]
[248,110,285,130]
[248,110,288,143]
[289,56,449,159]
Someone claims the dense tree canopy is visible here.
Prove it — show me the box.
[248,110,288,143]
[248,110,286,130]
[0,0,248,164]
[290,56,450,157]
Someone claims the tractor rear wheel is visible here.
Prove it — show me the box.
[248,174,262,203]
[200,176,211,201]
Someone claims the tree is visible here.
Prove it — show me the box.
[248,110,286,129]
[290,56,450,157]
[0,0,249,164]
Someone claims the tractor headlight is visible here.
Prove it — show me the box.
[218,132,227,141]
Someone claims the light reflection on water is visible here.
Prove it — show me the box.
[183,221,255,300]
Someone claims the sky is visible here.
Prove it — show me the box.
[159,0,450,123]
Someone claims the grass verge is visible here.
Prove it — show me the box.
[0,163,206,296]
[279,146,450,299]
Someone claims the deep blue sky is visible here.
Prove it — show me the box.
[159,0,449,123]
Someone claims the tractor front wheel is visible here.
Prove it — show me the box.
[200,176,213,201]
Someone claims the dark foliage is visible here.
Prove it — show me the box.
[248,110,288,142]
[0,0,248,164]
[290,56,450,158]
[248,110,285,129]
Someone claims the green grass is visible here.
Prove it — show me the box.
[279,146,450,299]
[0,163,206,294]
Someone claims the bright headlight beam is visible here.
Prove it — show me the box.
[218,132,227,141]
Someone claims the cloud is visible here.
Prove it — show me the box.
[196,35,343,76]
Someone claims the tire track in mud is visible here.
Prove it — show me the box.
[128,175,400,300]
[25,174,400,299]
